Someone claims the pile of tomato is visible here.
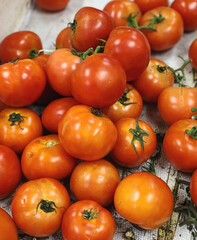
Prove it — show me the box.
[0,0,197,239]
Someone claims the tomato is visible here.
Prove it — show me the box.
[56,27,72,49]
[163,119,197,172]
[58,105,117,161]
[111,118,157,167]
[132,58,174,102]
[103,0,142,27]
[0,59,46,107]
[171,0,197,31]
[0,100,7,111]
[102,84,143,122]
[189,38,197,69]
[134,0,169,13]
[158,87,197,125]
[61,200,116,240]
[139,7,184,51]
[0,108,43,154]
[114,172,174,229]
[0,145,21,199]
[70,159,120,207]
[190,169,197,206]
[46,48,80,96]
[104,27,150,81]
[71,53,127,108]
[11,178,70,237]
[70,7,114,52]
[0,31,42,63]
[0,208,18,240]
[35,0,69,11]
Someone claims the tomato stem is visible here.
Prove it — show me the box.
[8,112,26,130]
[35,199,64,215]
[191,107,197,120]
[8,58,19,64]
[29,49,54,58]
[82,208,99,220]
[185,126,197,140]
[90,108,103,117]
[68,19,77,32]
[118,88,137,106]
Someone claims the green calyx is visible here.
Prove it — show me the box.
[82,208,99,220]
[185,126,197,140]
[35,199,64,215]
[91,108,103,117]
[68,19,77,32]
[191,107,197,120]
[118,88,137,106]
[8,112,26,130]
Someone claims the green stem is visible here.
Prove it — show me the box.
[185,126,197,140]
[82,208,99,220]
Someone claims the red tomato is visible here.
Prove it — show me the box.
[104,27,150,81]
[61,200,116,240]
[114,172,174,229]
[163,119,197,172]
[0,108,43,153]
[102,84,143,122]
[71,53,127,108]
[132,58,174,102]
[103,0,142,27]
[0,208,18,240]
[0,59,46,107]
[41,97,79,133]
[189,38,197,69]
[70,159,121,206]
[158,87,197,125]
[0,31,42,63]
[70,7,114,51]
[139,7,184,51]
[21,134,77,180]
[134,0,169,13]
[56,27,72,49]
[0,145,22,199]
[11,178,70,237]
[58,105,117,161]
[190,169,197,206]
[46,48,80,96]
[171,0,197,31]
[35,0,69,11]
[111,118,157,167]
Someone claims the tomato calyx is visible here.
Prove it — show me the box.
[129,119,149,157]
[45,141,56,147]
[91,107,103,117]
[82,208,99,220]
[191,107,197,120]
[35,199,64,214]
[8,58,19,64]
[29,49,54,58]
[185,126,197,140]
[118,88,137,106]
[8,112,26,130]
[68,19,77,32]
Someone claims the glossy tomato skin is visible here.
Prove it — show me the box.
[134,0,168,13]
[190,169,197,206]
[104,27,150,81]
[103,0,141,27]
[41,97,79,133]
[46,48,80,96]
[70,7,114,52]
[0,31,42,63]
[0,108,43,154]
[171,0,197,31]
[35,0,69,11]
[56,27,72,49]
[70,159,121,207]
[189,38,197,69]
[21,134,77,180]
[61,200,116,240]
[71,53,127,108]
[158,87,197,125]
[114,172,174,229]
[102,84,143,122]
[163,119,197,172]
[139,7,184,51]
[11,178,70,237]
[132,58,174,102]
[0,145,22,200]
[58,105,117,161]
[0,59,46,107]
[0,208,18,240]
[111,118,157,167]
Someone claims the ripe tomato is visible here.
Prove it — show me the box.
[0,59,46,107]
[71,53,127,108]
[61,200,116,240]
[103,0,142,27]
[134,0,169,13]
[189,38,197,69]
[171,0,197,31]
[70,7,114,51]
[132,58,174,102]
[46,48,80,96]
[0,108,43,153]
[56,27,72,49]
[41,97,79,133]
[35,0,69,11]
[0,31,42,63]
[102,84,143,122]
[104,27,150,81]
[70,159,120,207]
[114,172,174,229]
[190,169,197,206]
[0,208,18,240]
[0,145,22,199]
[11,178,70,237]
[158,87,197,125]
[163,119,197,172]
[111,118,157,167]
[58,105,117,161]
[139,7,184,51]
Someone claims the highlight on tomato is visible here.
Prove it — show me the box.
[35,0,70,11]
[189,38,197,70]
